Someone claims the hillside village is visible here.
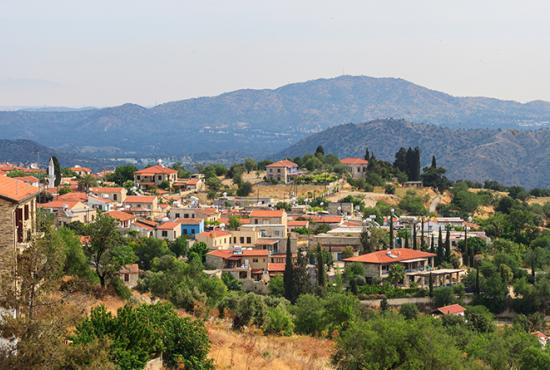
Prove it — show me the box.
[1,145,550,369]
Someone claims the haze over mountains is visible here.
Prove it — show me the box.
[1,75,550,158]
[280,119,550,188]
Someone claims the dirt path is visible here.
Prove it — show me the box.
[429,194,441,214]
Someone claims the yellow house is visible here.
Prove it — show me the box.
[196,230,233,249]
[90,187,127,203]
[134,165,177,188]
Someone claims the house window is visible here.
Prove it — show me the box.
[253,258,258,263]
[158,176,162,180]
[113,194,118,201]
[162,231,168,237]
[246,237,251,243]
[137,175,141,180]
[124,273,129,282]
[277,169,281,173]
[183,229,188,235]
[175,213,180,218]
[191,229,195,234]
[240,237,245,243]
[24,204,29,220]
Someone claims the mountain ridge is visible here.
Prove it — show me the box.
[1,75,550,157]
[277,119,550,188]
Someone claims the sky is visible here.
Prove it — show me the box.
[1,0,550,107]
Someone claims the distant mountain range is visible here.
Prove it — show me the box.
[1,75,550,158]
[278,119,550,188]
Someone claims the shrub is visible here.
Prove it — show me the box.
[399,303,419,320]
[433,286,455,307]
[293,294,326,336]
[263,304,294,336]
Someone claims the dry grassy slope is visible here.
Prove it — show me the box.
[70,292,334,370]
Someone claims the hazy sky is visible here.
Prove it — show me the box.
[1,0,549,107]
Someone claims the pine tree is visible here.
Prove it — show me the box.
[431,155,437,169]
[316,244,325,288]
[445,226,452,262]
[283,235,295,302]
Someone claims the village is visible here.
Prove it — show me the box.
[1,145,550,369]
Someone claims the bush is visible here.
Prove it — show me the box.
[399,303,419,320]
[112,276,132,300]
[433,286,455,307]
[263,304,294,336]
[293,294,326,336]
[232,293,268,330]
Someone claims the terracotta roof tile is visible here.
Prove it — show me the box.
[437,304,465,315]
[344,248,436,264]
[124,195,157,203]
[106,210,136,222]
[250,209,284,218]
[135,165,177,175]
[0,176,40,202]
[266,160,298,168]
[340,157,369,165]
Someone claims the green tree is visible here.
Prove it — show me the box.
[283,236,295,302]
[293,294,326,336]
[236,181,253,196]
[388,264,405,285]
[263,304,294,336]
[86,214,136,288]
[399,303,419,320]
[58,227,94,280]
[134,237,173,270]
[52,156,61,186]
[268,275,284,297]
[316,244,326,288]
[77,174,98,192]
[107,165,137,186]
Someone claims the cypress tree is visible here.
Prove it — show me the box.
[393,147,408,173]
[436,226,445,265]
[445,226,451,262]
[413,147,421,181]
[469,245,475,267]
[431,155,437,169]
[428,272,433,297]
[283,235,295,302]
[412,223,417,250]
[475,267,480,296]
[404,231,410,248]
[420,219,425,250]
[315,145,325,157]
[463,227,468,267]
[389,211,394,249]
[364,146,370,161]
[316,243,325,288]
[430,234,435,254]
[52,156,61,187]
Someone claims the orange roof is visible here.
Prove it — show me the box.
[57,192,88,202]
[185,178,200,185]
[106,210,136,222]
[124,195,156,203]
[437,304,465,315]
[157,221,180,230]
[198,230,232,238]
[340,157,369,165]
[176,218,204,225]
[15,175,39,184]
[207,249,233,258]
[532,331,547,339]
[134,221,156,230]
[268,263,286,272]
[79,236,91,245]
[344,248,436,264]
[266,160,298,168]
[38,200,80,209]
[68,166,92,172]
[255,239,279,245]
[288,220,309,227]
[0,176,40,202]
[309,215,342,224]
[197,207,219,215]
[250,209,284,218]
[120,263,139,274]
[241,249,269,256]
[135,165,177,175]
[90,187,124,193]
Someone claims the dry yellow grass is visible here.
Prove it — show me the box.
[251,183,329,200]
[207,320,334,370]
[528,196,550,206]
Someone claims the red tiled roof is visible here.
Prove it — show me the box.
[15,175,39,184]
[67,166,92,173]
[176,218,204,225]
[308,215,342,224]
[532,331,547,339]
[207,249,233,258]
[79,236,91,245]
[340,157,369,165]
[106,210,136,222]
[437,304,465,315]
[266,160,298,168]
[198,230,231,238]
[90,187,124,193]
[124,195,156,203]
[250,209,284,218]
[120,263,139,274]
[197,207,219,215]
[344,248,436,264]
[57,192,88,202]
[134,221,155,230]
[38,200,80,209]
[255,239,279,245]
[241,249,269,257]
[135,165,177,175]
[268,263,286,272]
[0,176,40,202]
[157,221,181,230]
[288,220,309,227]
